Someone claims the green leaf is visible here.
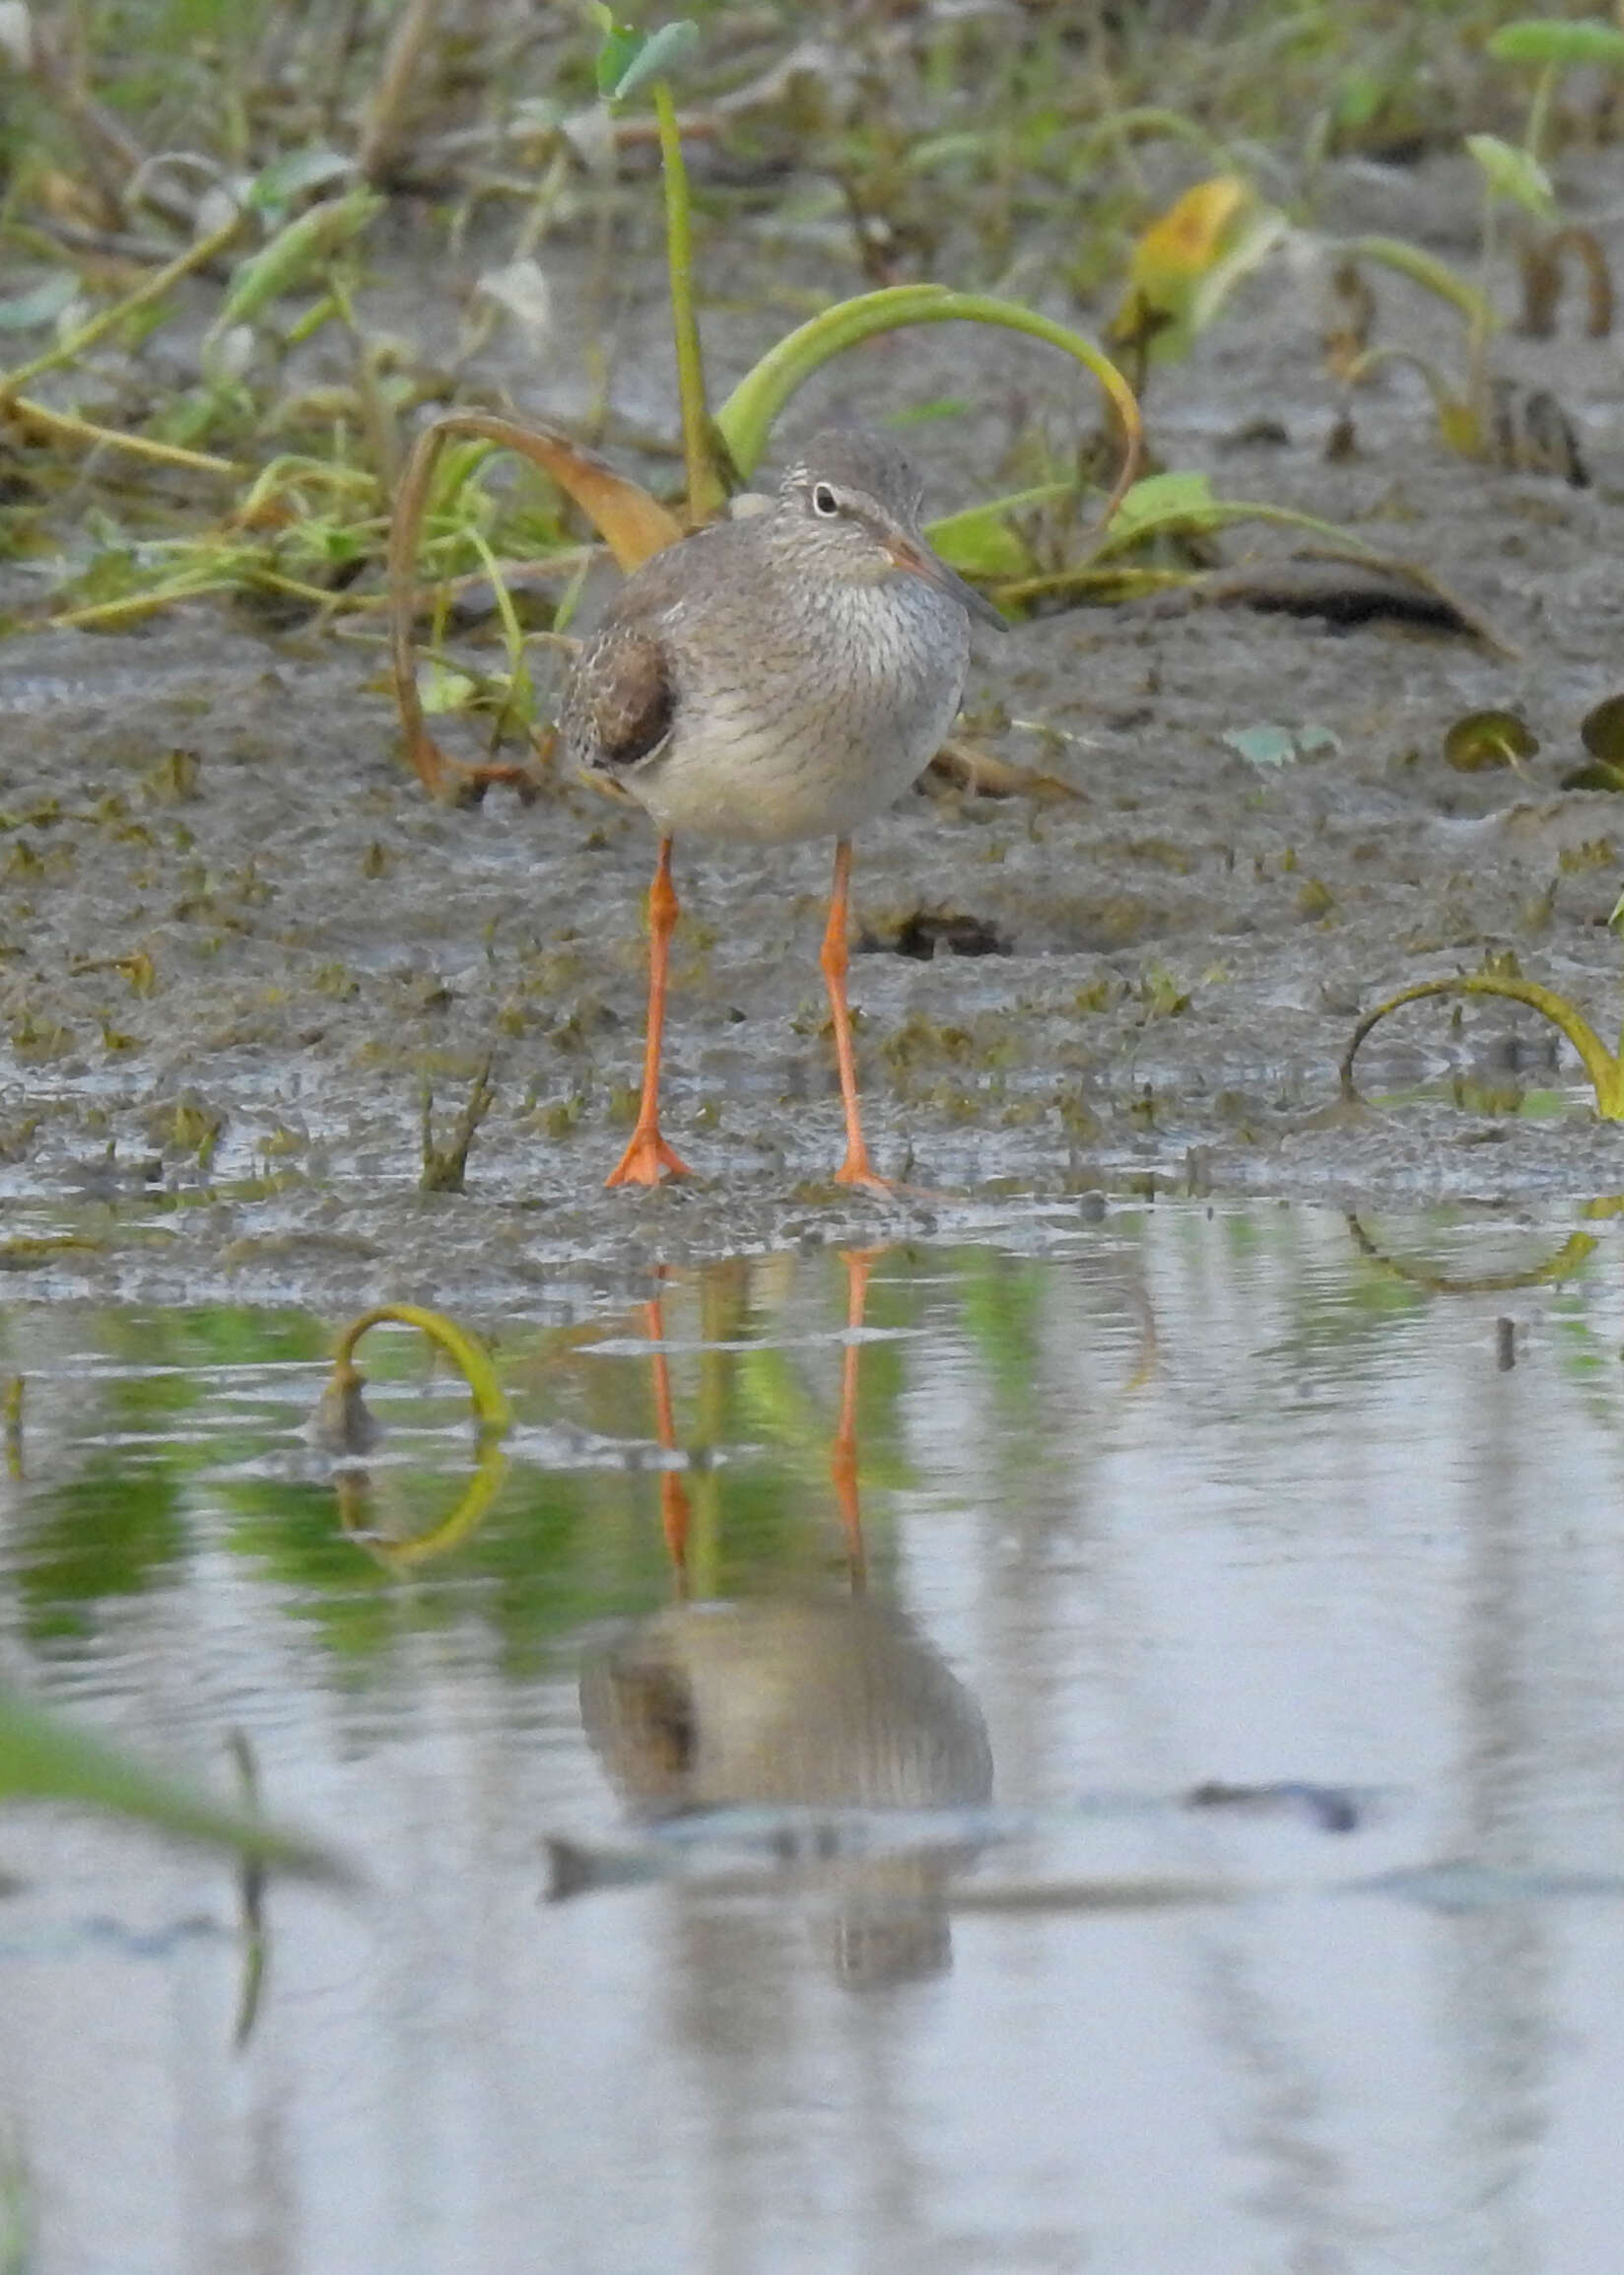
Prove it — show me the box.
[1444,708,1538,771]
[0,1689,343,1878]
[1566,761,1624,794]
[207,189,383,341]
[1466,133,1557,224]
[1107,469,1222,537]
[418,663,478,716]
[1489,19,1624,71]
[245,148,357,211]
[1098,475,1403,571]
[0,272,77,332]
[591,10,698,103]
[925,482,1071,578]
[592,6,641,100]
[1581,692,1624,765]
[610,20,700,103]
[1334,69,1387,132]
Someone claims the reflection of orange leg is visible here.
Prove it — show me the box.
[820,838,893,1196]
[643,1291,692,1591]
[607,838,694,1187]
[830,1247,880,1587]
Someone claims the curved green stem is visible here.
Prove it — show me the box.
[1340,975,1624,1117]
[1347,1214,1597,1293]
[715,288,1141,520]
[1524,59,1558,164]
[1338,237,1494,334]
[339,1442,511,1569]
[330,1302,511,1435]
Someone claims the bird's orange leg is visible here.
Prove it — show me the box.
[820,837,893,1196]
[607,837,694,1188]
[829,1247,881,1587]
[643,1285,692,1593]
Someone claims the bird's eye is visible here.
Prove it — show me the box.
[811,482,840,517]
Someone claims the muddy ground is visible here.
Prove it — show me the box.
[5,149,1624,1315]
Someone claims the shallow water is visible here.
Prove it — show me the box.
[4,1197,1624,2274]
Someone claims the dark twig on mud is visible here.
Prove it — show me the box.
[358,0,448,186]
[420,1055,499,1194]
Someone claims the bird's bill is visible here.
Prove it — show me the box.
[886,537,1008,634]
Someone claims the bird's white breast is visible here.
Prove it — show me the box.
[632,573,972,844]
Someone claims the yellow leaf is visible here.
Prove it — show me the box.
[1130,176,1252,292]
[1110,176,1277,363]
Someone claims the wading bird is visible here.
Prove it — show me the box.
[561,427,1005,1193]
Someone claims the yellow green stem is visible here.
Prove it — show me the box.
[6,395,243,476]
[653,79,719,523]
[0,210,246,405]
[716,287,1141,519]
[330,1303,511,1435]
[1341,975,1624,1118]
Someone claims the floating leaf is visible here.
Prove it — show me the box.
[1444,709,1538,771]
[1581,693,1624,765]
[1466,133,1557,224]
[1568,760,1624,794]
[1489,19,1624,70]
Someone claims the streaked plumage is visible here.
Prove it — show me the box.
[561,428,1005,1189]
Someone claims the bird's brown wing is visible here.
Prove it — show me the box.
[566,622,676,778]
[562,516,750,778]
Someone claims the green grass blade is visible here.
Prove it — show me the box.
[0,1691,345,1879]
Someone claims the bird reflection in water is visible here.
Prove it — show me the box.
[578,1248,993,1990]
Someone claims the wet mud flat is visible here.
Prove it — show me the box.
[5,157,1624,1314]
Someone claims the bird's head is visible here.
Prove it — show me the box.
[776,429,1006,634]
